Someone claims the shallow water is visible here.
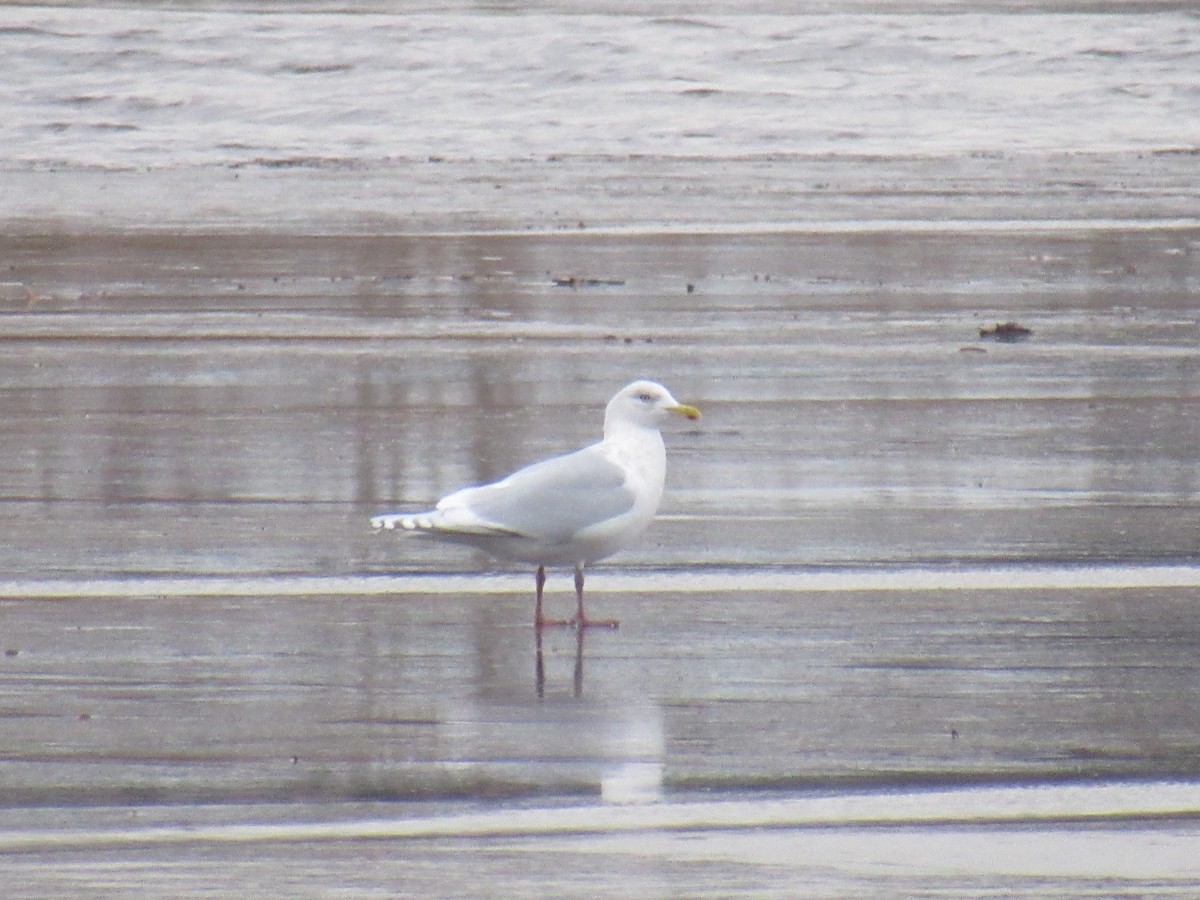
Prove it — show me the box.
[3,228,1198,580]
[2,1,1200,891]
[9,7,1198,167]
[1,228,1199,895]
[5,578,1200,806]
[4,5,1200,232]
[2,782,1200,896]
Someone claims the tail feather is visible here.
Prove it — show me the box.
[371,511,434,531]
[371,508,521,538]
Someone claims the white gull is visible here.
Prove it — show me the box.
[372,380,699,628]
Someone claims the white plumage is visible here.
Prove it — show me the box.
[372,380,699,628]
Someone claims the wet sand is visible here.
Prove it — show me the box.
[4,578,1200,803]
[2,226,1199,895]
[8,150,1200,236]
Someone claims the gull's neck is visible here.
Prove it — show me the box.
[602,416,666,493]
[603,411,662,444]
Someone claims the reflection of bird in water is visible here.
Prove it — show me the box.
[372,380,700,630]
[534,626,586,699]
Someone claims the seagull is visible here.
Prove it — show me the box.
[372,380,700,629]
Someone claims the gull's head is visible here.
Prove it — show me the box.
[606,380,701,431]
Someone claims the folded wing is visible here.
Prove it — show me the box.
[436,444,636,543]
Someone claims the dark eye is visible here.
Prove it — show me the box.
[636,392,655,403]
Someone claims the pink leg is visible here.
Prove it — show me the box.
[534,565,546,628]
[534,565,571,629]
[571,564,618,629]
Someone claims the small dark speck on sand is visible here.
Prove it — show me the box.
[979,321,1033,341]
[552,276,625,288]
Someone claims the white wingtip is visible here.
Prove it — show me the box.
[371,512,434,531]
